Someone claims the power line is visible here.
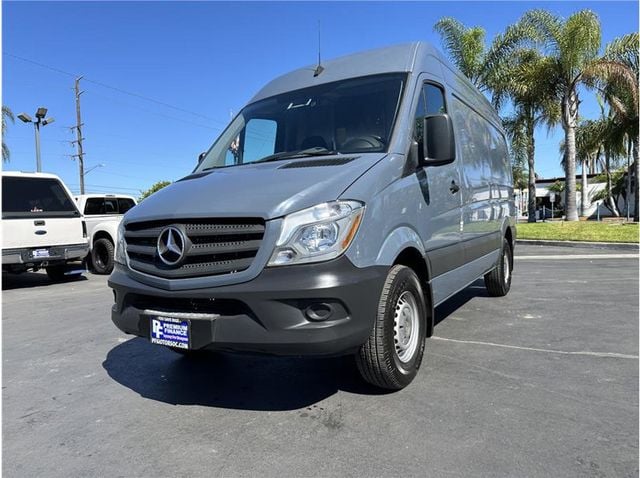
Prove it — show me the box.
[4,52,229,126]
[66,183,142,191]
[83,87,220,131]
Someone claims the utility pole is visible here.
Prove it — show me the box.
[73,77,86,194]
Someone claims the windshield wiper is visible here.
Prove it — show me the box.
[253,147,339,164]
[202,147,339,171]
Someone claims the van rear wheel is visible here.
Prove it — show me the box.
[356,265,427,390]
[484,237,513,297]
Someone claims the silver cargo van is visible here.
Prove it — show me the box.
[109,42,515,390]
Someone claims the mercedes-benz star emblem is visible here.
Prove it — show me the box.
[157,226,187,266]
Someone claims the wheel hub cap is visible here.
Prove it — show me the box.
[503,250,510,283]
[393,291,420,363]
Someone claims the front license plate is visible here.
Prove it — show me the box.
[33,248,50,258]
[150,316,190,349]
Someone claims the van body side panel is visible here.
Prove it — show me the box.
[411,72,463,277]
[449,94,502,260]
[343,154,426,268]
[443,64,511,269]
[431,250,500,306]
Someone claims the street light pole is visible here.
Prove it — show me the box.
[34,120,42,172]
[17,108,54,173]
[83,163,105,178]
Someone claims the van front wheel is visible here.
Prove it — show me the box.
[356,265,427,390]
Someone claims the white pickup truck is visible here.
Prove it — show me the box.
[75,194,137,274]
[2,171,89,280]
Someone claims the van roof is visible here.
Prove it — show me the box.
[248,41,502,132]
[250,42,431,103]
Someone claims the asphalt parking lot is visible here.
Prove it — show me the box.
[2,245,638,477]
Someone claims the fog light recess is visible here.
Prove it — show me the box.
[304,303,334,322]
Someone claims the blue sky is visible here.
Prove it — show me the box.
[3,1,638,195]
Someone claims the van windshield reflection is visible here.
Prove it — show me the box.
[197,73,406,171]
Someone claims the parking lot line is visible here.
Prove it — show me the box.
[432,336,639,359]
[515,254,639,260]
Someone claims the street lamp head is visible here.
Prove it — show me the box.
[42,117,55,126]
[35,107,48,119]
[17,113,32,123]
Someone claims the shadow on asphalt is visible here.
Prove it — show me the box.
[103,338,392,411]
[434,279,489,326]
[2,271,88,290]
[102,280,488,411]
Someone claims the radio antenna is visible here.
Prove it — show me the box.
[314,20,324,77]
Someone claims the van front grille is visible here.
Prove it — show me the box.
[124,218,265,279]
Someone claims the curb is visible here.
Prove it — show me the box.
[516,239,639,251]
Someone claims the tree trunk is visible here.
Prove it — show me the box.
[634,138,639,222]
[527,118,537,223]
[605,149,620,217]
[581,159,588,217]
[562,91,579,221]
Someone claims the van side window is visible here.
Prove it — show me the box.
[413,83,447,155]
[424,84,446,115]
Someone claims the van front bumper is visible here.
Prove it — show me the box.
[108,257,387,356]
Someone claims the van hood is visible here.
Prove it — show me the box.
[125,154,386,223]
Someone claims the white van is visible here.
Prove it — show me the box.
[76,194,137,274]
[2,172,89,280]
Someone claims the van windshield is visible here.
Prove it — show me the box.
[2,176,80,219]
[197,73,406,171]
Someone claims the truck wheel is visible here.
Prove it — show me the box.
[356,265,427,390]
[484,238,513,297]
[46,265,82,282]
[92,238,115,274]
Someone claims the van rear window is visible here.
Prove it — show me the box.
[2,176,80,219]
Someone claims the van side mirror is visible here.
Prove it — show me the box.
[422,114,455,166]
[197,151,206,165]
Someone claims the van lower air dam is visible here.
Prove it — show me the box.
[108,42,515,390]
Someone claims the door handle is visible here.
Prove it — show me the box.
[449,180,460,194]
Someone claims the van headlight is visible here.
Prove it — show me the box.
[268,201,364,266]
[115,221,127,265]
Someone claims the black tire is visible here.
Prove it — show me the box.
[46,265,82,282]
[91,238,115,275]
[484,238,513,297]
[356,265,427,390]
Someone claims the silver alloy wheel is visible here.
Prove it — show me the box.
[393,291,420,363]
[503,250,510,283]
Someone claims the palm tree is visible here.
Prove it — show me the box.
[576,120,601,215]
[433,18,525,93]
[493,49,560,222]
[587,33,639,220]
[519,9,602,221]
[2,105,14,163]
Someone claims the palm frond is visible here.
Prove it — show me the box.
[559,10,601,78]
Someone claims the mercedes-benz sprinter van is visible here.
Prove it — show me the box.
[109,42,515,390]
